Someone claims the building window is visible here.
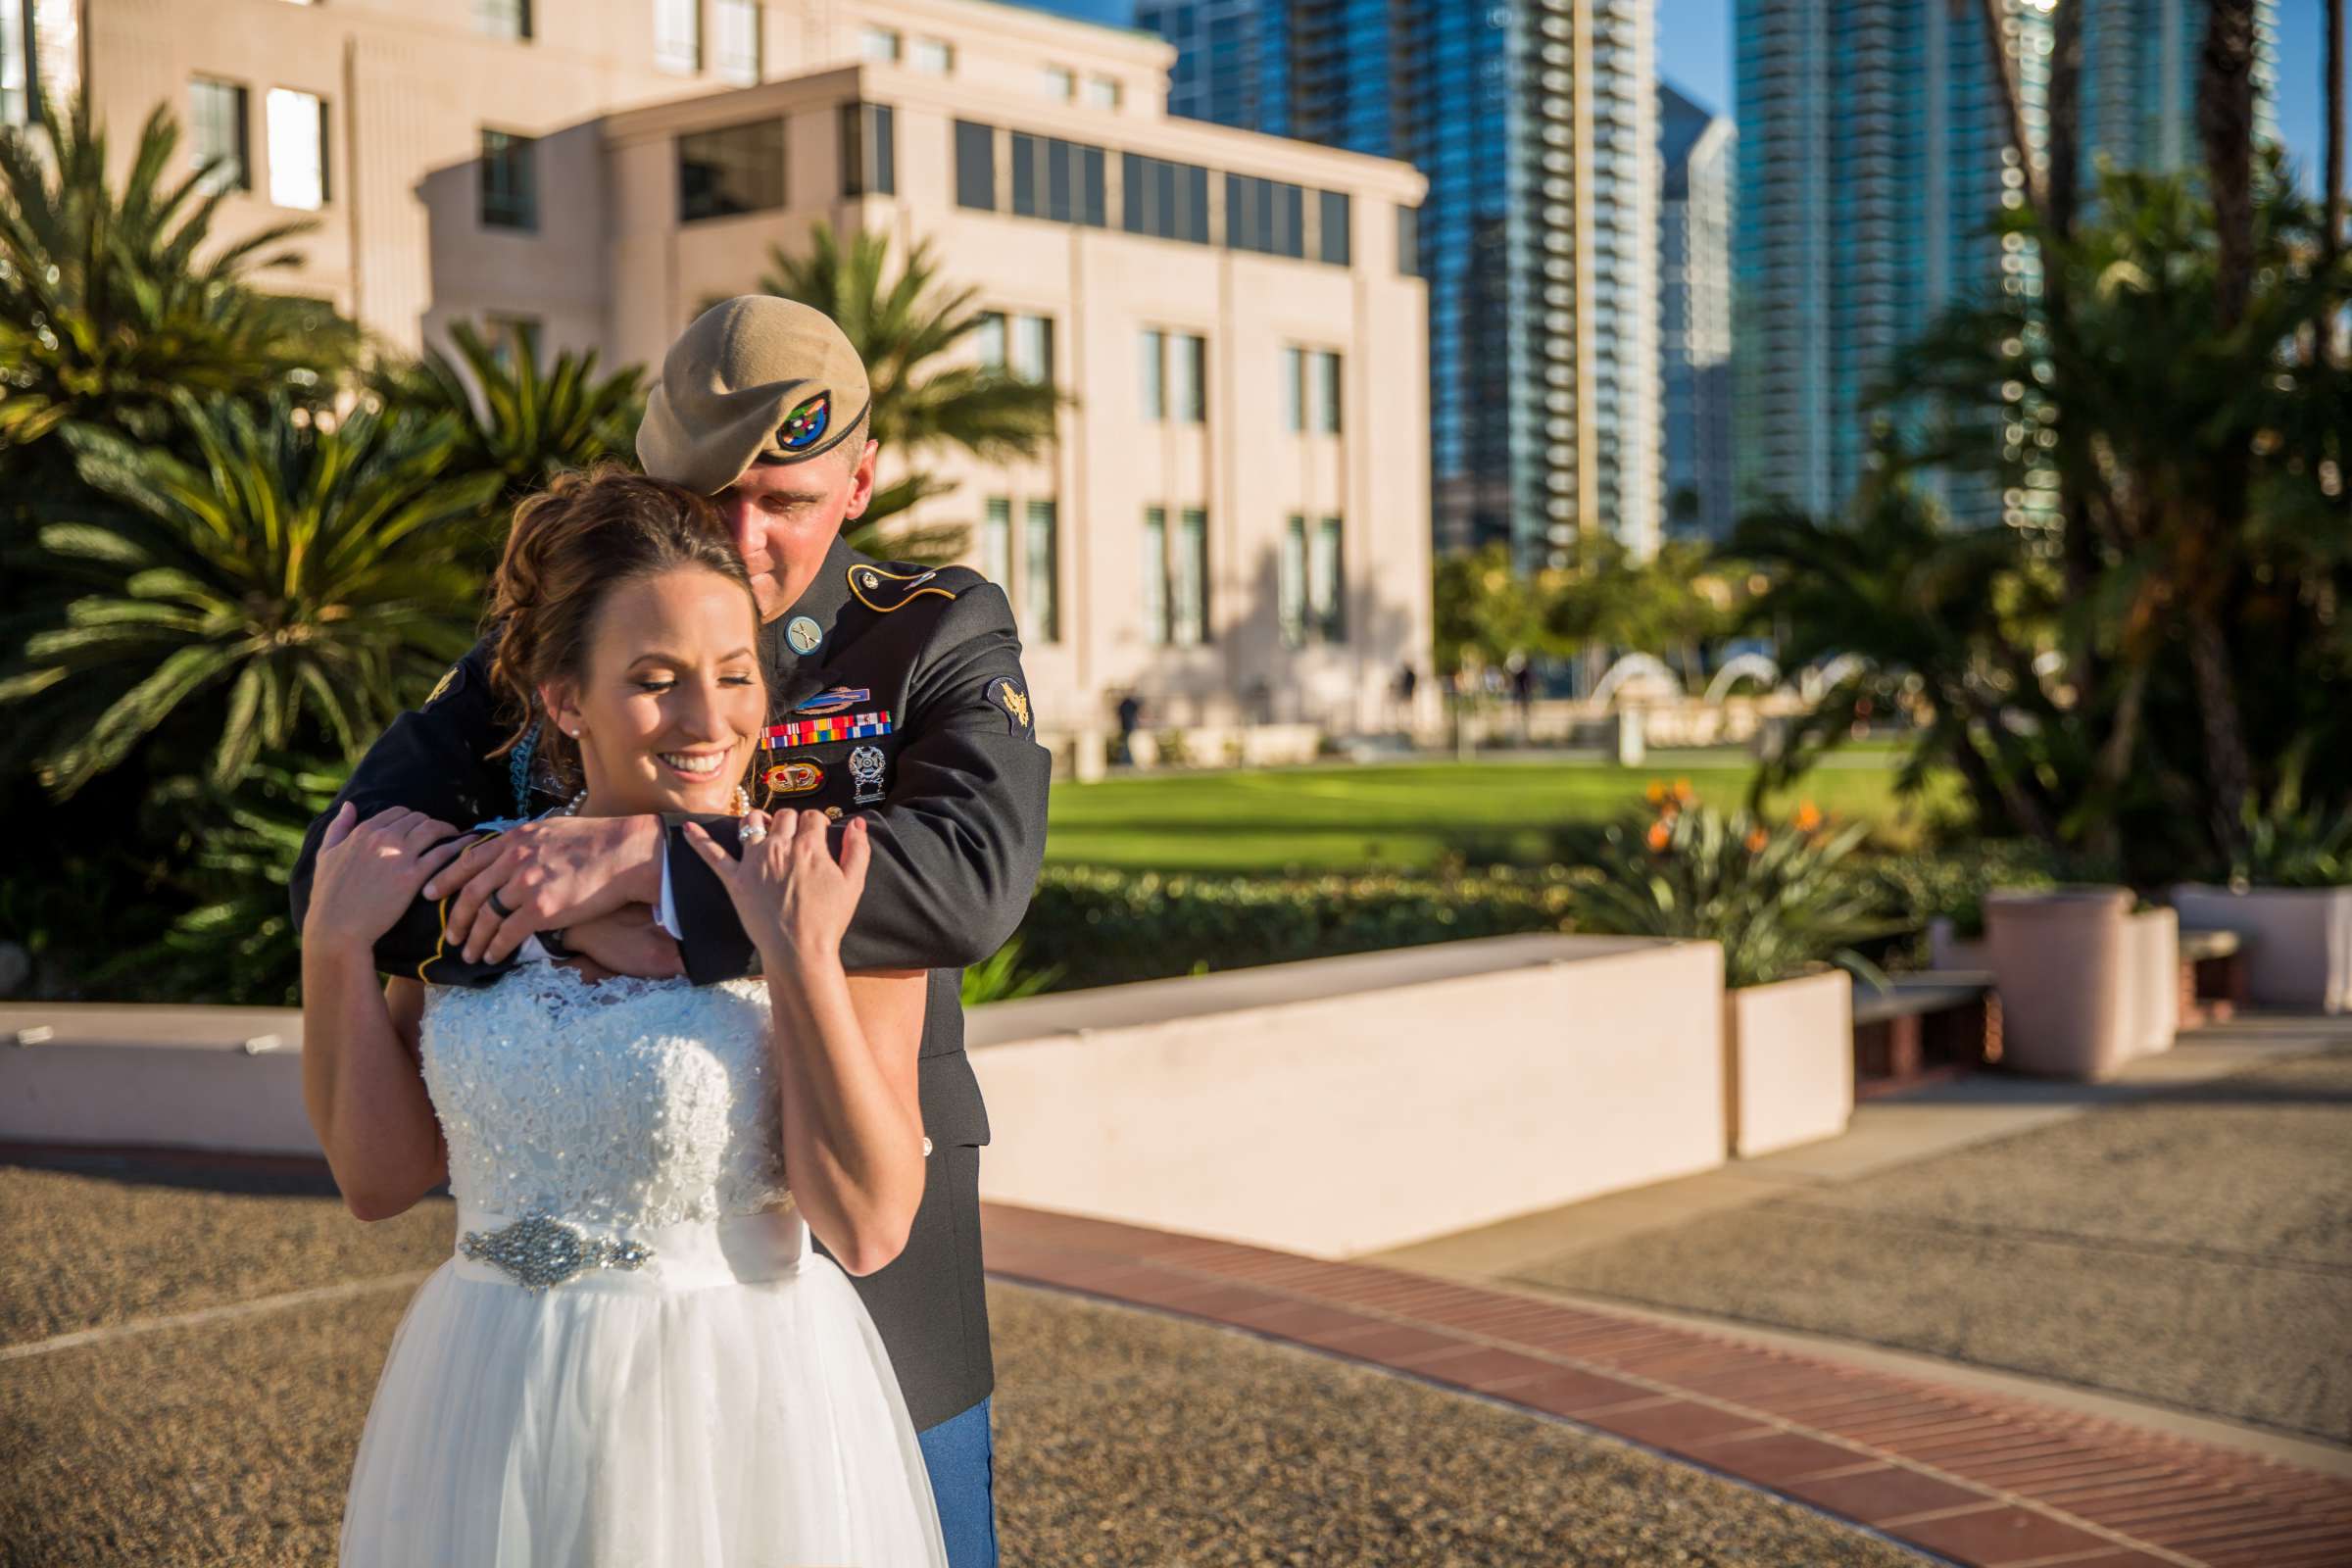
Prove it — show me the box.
[1009,132,1104,227]
[981,497,1012,591]
[714,0,761,86]
[1120,152,1209,245]
[1,0,36,127]
[677,120,785,221]
[1142,507,1168,645]
[1224,173,1303,260]
[479,128,537,230]
[840,102,894,197]
[859,24,900,63]
[1171,333,1205,422]
[979,312,1053,384]
[1172,508,1209,645]
[1396,205,1421,276]
[1312,349,1342,433]
[1141,330,1203,423]
[1317,189,1350,266]
[1310,515,1345,640]
[1082,75,1120,110]
[473,0,530,41]
[1140,331,1164,421]
[954,120,995,211]
[1279,515,1307,647]
[266,88,328,210]
[1281,515,1344,646]
[913,38,954,74]
[1281,348,1303,433]
[188,78,250,194]
[1024,500,1059,643]
[655,0,701,74]
[1041,65,1074,101]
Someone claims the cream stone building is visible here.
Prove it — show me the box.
[31,0,1432,751]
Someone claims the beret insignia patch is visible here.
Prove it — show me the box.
[990,678,1033,733]
[848,564,958,612]
[778,392,830,452]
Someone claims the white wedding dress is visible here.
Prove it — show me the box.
[338,962,949,1567]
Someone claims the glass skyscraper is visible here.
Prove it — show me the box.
[1137,0,1662,566]
[1660,82,1736,542]
[1735,0,2280,531]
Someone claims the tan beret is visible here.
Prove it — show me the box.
[636,296,873,493]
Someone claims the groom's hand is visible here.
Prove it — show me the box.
[426,814,665,964]
[561,906,686,981]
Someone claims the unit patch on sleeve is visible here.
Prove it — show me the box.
[989,678,1033,734]
[424,662,465,709]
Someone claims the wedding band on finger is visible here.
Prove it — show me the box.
[487,890,515,918]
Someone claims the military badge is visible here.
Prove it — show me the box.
[849,744,887,805]
[785,615,823,656]
[990,678,1033,733]
[793,686,870,716]
[777,391,830,452]
[763,761,823,797]
[425,662,464,709]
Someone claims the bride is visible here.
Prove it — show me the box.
[300,469,949,1565]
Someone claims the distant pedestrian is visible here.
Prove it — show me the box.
[1395,662,1419,730]
[1115,692,1143,763]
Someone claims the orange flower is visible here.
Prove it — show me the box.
[1644,779,1668,806]
[1745,827,1770,853]
[1645,819,1673,852]
[1793,802,1824,833]
[1673,778,1695,804]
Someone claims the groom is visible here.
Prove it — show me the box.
[288,296,1052,1567]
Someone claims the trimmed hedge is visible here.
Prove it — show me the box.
[1009,864,1584,992]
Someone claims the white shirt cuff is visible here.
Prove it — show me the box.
[653,835,681,939]
[517,935,554,964]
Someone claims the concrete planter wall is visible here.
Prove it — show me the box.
[967,934,1729,1258]
[2121,906,2180,1059]
[1984,888,2135,1079]
[2169,884,2352,1014]
[1722,968,1854,1157]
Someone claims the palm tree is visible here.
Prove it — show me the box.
[0,96,356,463]
[0,394,500,798]
[755,224,1062,561]
[370,318,646,513]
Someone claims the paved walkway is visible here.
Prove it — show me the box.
[986,1202,2352,1566]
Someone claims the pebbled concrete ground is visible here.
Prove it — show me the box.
[0,1155,1922,1567]
[1516,1045,2352,1446]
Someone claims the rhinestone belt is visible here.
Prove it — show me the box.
[459,1209,654,1294]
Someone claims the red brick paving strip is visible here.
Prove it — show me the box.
[981,1203,2352,1568]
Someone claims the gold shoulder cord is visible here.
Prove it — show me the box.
[847,564,959,613]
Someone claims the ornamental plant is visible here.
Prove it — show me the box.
[1567,785,1897,990]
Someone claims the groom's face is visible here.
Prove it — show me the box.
[713,437,879,622]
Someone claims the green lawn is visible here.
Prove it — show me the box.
[1046,750,1953,875]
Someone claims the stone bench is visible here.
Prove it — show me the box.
[1850,972,2001,1098]
[2178,927,2247,1026]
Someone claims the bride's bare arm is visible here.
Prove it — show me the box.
[300,805,467,1221]
[763,964,927,1276]
[682,809,928,1276]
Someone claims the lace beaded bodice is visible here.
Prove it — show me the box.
[419,964,792,1227]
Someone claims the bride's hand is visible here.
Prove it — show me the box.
[682,809,871,967]
[304,803,475,955]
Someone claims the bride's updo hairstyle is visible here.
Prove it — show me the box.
[487,466,759,782]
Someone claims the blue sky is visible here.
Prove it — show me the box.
[1027,0,2343,195]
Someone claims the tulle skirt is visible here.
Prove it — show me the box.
[338,1202,948,1567]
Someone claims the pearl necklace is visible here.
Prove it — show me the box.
[557,785,750,816]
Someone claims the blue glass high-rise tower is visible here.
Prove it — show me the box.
[1138,0,1662,566]
[1735,0,2281,530]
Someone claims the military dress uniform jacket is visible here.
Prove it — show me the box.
[287,535,1054,1431]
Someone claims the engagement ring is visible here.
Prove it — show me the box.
[740,821,768,845]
